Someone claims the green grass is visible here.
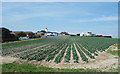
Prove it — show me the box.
[0,64,2,74]
[107,44,119,56]
[113,44,120,48]
[118,44,120,49]
[2,38,41,48]
[2,62,101,72]
[107,50,118,56]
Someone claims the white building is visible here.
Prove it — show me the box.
[80,32,95,36]
[43,28,65,37]
[45,28,48,32]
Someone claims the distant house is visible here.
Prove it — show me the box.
[70,34,76,36]
[19,37,29,40]
[25,31,34,38]
[36,28,71,37]
[45,28,48,32]
[36,31,44,35]
[103,36,112,38]
[44,32,59,36]
[34,31,44,38]
[60,32,69,35]
[95,35,103,37]
[40,28,62,37]
[76,34,80,36]
[80,32,95,36]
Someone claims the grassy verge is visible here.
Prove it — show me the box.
[2,38,41,44]
[107,50,118,56]
[0,64,2,74]
[2,62,101,72]
[2,38,44,49]
[107,44,119,56]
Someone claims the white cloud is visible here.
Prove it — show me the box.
[73,16,118,22]
[3,10,67,24]
[94,16,117,21]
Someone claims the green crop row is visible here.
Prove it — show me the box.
[2,36,118,64]
[72,44,79,63]
[75,43,88,63]
[54,44,68,64]
[64,44,71,63]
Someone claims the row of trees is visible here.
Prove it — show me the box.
[1,27,18,42]
[1,27,35,42]
[1,27,54,42]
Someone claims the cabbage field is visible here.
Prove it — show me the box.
[2,37,118,64]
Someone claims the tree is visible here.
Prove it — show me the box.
[76,34,80,36]
[0,27,18,42]
[18,32,26,37]
[60,32,69,35]
[1,27,12,38]
[27,32,34,38]
[40,30,46,33]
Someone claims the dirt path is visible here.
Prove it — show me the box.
[2,51,118,71]
[70,44,73,63]
[1,44,118,72]
[75,43,95,62]
[24,52,117,71]
[49,44,67,63]
[78,42,104,59]
[78,43,94,56]
[73,43,83,63]
[0,56,19,64]
[60,45,69,63]
[37,44,65,63]
[2,39,119,72]
[107,45,118,51]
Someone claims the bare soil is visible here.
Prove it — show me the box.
[73,43,83,63]
[0,56,19,64]
[70,44,74,63]
[23,52,118,72]
[49,44,67,63]
[108,45,118,51]
[1,44,118,72]
[60,45,69,63]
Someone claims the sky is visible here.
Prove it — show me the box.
[2,2,118,38]
[2,0,120,2]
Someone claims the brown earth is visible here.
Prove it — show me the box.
[1,44,119,72]
[0,56,19,64]
[108,45,118,51]
[17,51,117,72]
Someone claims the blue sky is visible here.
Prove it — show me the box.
[2,2,118,38]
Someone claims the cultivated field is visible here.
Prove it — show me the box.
[1,37,118,72]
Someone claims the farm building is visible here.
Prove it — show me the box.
[36,31,44,36]
[103,36,112,38]
[44,32,58,36]
[60,32,69,35]
[44,32,63,36]
[45,28,48,32]
[80,32,95,36]
[25,31,34,38]
[40,28,63,36]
